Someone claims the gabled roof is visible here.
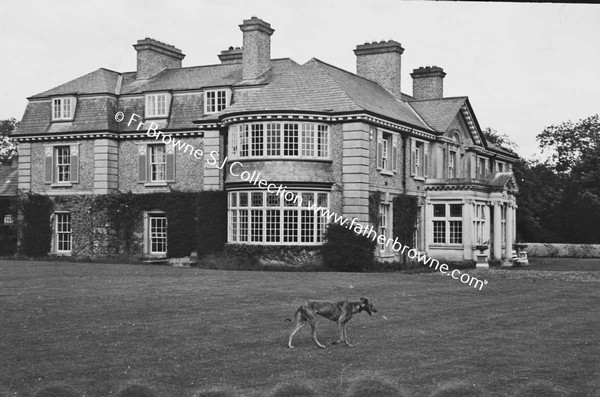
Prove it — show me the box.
[216,58,432,131]
[408,97,467,133]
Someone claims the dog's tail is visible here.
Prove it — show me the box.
[284,306,303,324]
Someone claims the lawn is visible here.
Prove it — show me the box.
[0,261,598,397]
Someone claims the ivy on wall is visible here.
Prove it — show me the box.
[17,191,228,259]
[18,193,53,256]
[368,191,382,230]
[392,194,419,263]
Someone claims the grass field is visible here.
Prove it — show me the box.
[0,259,599,397]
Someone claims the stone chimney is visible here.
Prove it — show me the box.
[354,40,404,97]
[239,17,274,80]
[410,66,446,100]
[218,46,243,64]
[133,38,185,80]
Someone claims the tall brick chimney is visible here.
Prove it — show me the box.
[410,66,446,100]
[239,17,274,80]
[133,38,185,80]
[218,46,243,64]
[354,40,404,98]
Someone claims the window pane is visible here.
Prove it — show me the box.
[450,204,462,217]
[450,220,463,244]
[283,210,298,242]
[433,204,445,217]
[317,125,328,157]
[301,210,314,243]
[251,192,263,207]
[283,124,299,156]
[266,210,280,242]
[301,124,314,157]
[250,209,263,242]
[251,124,264,156]
[266,123,281,156]
[433,220,446,244]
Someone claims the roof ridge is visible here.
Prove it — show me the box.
[409,96,468,103]
[308,59,366,112]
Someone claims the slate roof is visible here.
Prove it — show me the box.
[0,162,17,196]
[30,68,121,98]
[408,97,467,133]
[28,59,298,99]
[216,58,431,131]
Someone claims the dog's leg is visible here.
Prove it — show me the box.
[288,320,306,349]
[332,321,344,345]
[308,317,326,349]
[342,322,353,347]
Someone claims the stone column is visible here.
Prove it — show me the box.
[463,199,473,261]
[492,201,502,261]
[505,203,514,260]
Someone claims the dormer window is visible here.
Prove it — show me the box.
[145,93,171,118]
[52,97,76,120]
[204,89,230,113]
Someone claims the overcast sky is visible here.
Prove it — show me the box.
[1,0,598,159]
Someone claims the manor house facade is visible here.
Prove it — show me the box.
[13,17,518,264]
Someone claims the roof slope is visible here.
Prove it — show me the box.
[220,58,431,130]
[31,68,121,98]
[29,59,299,99]
[408,97,467,133]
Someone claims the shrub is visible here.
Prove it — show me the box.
[196,191,227,256]
[322,223,376,272]
[20,193,53,256]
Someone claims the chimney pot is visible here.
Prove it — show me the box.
[354,40,404,97]
[133,38,185,80]
[239,17,274,80]
[410,66,446,100]
[218,46,243,64]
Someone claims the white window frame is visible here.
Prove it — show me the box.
[412,138,427,178]
[432,203,463,245]
[146,212,167,256]
[149,145,166,182]
[473,203,487,244]
[379,203,391,252]
[448,150,457,178]
[204,89,230,114]
[54,212,72,254]
[229,122,330,160]
[55,146,71,183]
[228,190,329,245]
[52,97,76,121]
[145,93,169,118]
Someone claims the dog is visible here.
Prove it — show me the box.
[285,297,377,348]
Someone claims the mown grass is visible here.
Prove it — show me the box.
[0,261,598,396]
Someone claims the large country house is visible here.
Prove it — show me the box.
[13,17,518,264]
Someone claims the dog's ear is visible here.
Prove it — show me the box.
[359,297,368,303]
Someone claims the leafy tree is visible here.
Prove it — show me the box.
[534,114,600,242]
[0,118,18,165]
[482,127,519,154]
[537,114,600,173]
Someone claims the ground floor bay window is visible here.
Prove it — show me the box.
[228,191,329,244]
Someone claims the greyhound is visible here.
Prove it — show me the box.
[285,297,377,348]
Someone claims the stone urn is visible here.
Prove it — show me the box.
[474,244,489,268]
